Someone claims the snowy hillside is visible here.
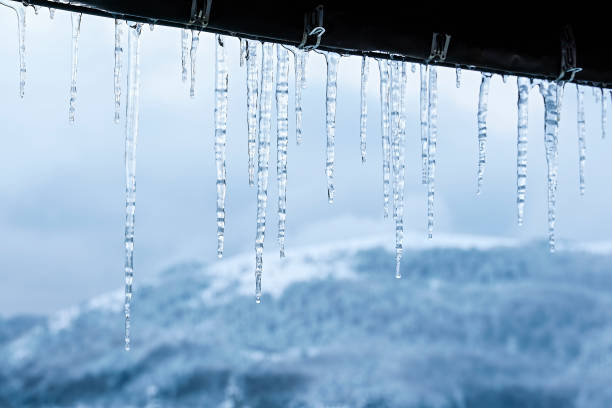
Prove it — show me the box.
[1,237,612,407]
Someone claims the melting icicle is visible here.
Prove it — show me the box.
[189,30,200,98]
[254,43,275,303]
[1,0,26,98]
[395,61,407,278]
[114,19,123,124]
[215,35,228,259]
[427,67,438,239]
[476,73,492,194]
[360,56,369,163]
[180,29,189,82]
[419,64,429,184]
[68,13,82,124]
[246,41,260,186]
[123,22,143,351]
[576,84,586,195]
[325,52,340,204]
[455,67,461,88]
[601,88,607,139]
[378,59,391,215]
[294,48,307,145]
[239,38,246,67]
[538,81,560,253]
[516,77,529,225]
[276,46,289,257]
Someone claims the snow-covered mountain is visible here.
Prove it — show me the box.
[1,236,612,408]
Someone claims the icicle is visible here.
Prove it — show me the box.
[476,73,492,195]
[294,48,307,145]
[68,13,82,124]
[502,74,508,83]
[395,62,407,278]
[325,52,340,204]
[246,41,261,186]
[360,56,369,163]
[378,59,391,215]
[594,87,600,103]
[0,0,26,98]
[114,19,123,124]
[49,7,54,19]
[516,77,529,226]
[123,22,143,351]
[576,84,586,195]
[148,23,154,31]
[427,67,438,239]
[239,38,246,67]
[538,81,560,253]
[254,43,275,303]
[180,29,189,83]
[276,46,289,257]
[390,61,406,278]
[411,63,417,73]
[215,35,228,259]
[455,67,461,88]
[33,5,39,15]
[189,30,200,98]
[601,88,607,139]
[419,64,429,184]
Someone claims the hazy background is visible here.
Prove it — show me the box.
[1,7,611,316]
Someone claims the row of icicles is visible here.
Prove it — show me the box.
[2,4,611,350]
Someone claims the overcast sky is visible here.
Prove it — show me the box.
[1,7,611,316]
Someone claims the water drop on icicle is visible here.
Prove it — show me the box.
[476,73,492,195]
[0,0,26,98]
[427,67,438,239]
[538,81,560,253]
[294,48,307,145]
[276,46,289,257]
[246,41,261,186]
[68,13,82,124]
[254,43,275,303]
[325,52,340,204]
[360,56,369,163]
[601,88,607,139]
[189,30,200,98]
[378,59,391,215]
[180,29,189,83]
[114,19,123,124]
[215,35,228,259]
[516,77,529,226]
[123,22,143,351]
[455,67,461,88]
[576,84,586,195]
[419,64,429,184]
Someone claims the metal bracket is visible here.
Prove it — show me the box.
[427,32,451,64]
[190,0,212,27]
[298,5,325,50]
[558,25,581,82]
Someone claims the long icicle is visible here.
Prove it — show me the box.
[189,30,200,98]
[538,81,560,253]
[276,46,290,257]
[246,41,261,186]
[476,73,492,194]
[601,88,607,139]
[427,67,438,239]
[516,77,529,226]
[360,56,369,163]
[214,35,228,259]
[180,29,189,82]
[378,59,391,215]
[255,43,275,303]
[576,84,586,195]
[395,62,407,278]
[419,64,429,184]
[123,22,143,351]
[68,13,82,124]
[325,52,340,204]
[0,0,26,98]
[455,67,461,88]
[294,49,307,145]
[113,19,123,124]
